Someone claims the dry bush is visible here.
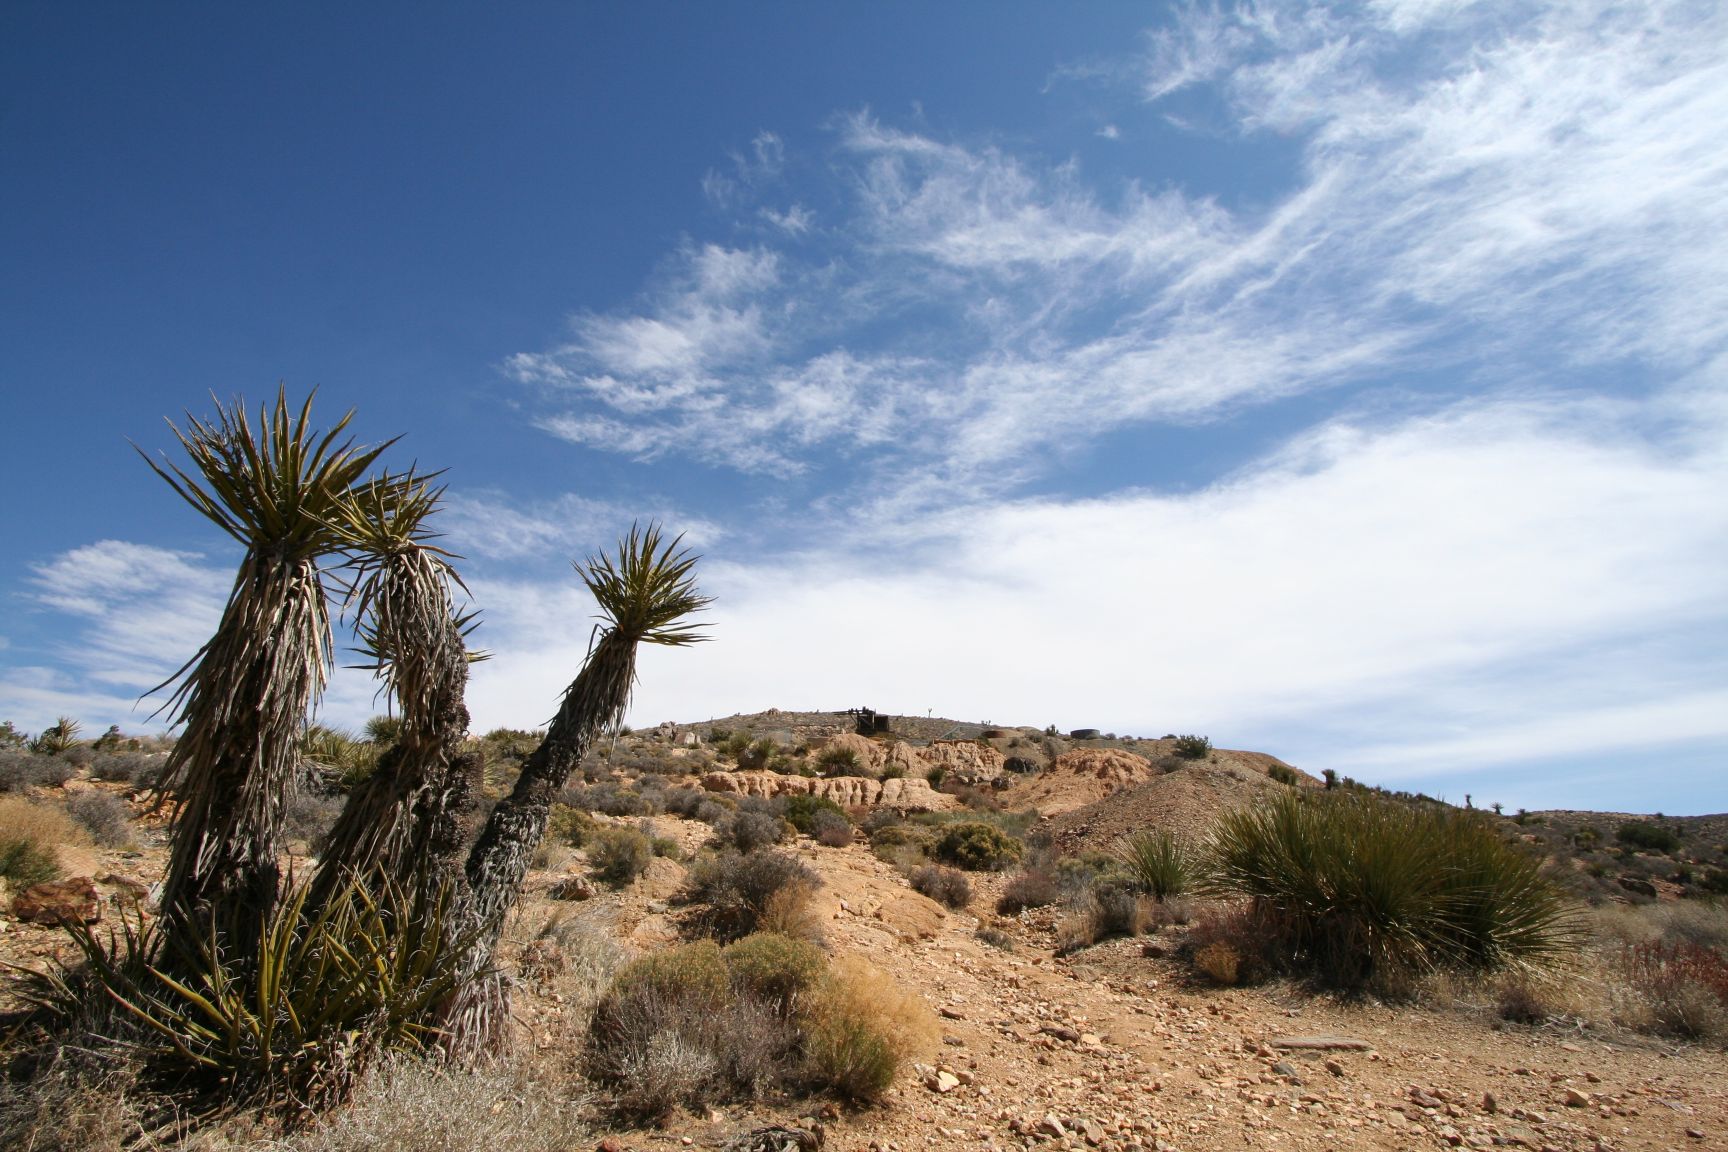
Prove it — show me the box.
[682,850,821,942]
[0,795,85,889]
[87,752,158,786]
[757,883,825,943]
[1053,911,1096,955]
[584,940,801,1121]
[1614,940,1728,1042]
[589,826,654,887]
[810,809,854,847]
[719,810,791,852]
[267,1054,592,1152]
[909,864,971,909]
[801,956,937,1103]
[517,913,625,1006]
[0,750,75,792]
[996,868,1059,914]
[721,932,826,1014]
[65,791,132,848]
[1184,904,1287,986]
[1088,881,1149,939]
[1194,941,1241,986]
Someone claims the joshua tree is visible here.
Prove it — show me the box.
[307,471,483,914]
[445,523,711,1046]
[142,389,389,959]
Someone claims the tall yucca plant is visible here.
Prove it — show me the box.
[449,523,711,1047]
[142,388,390,959]
[309,472,483,913]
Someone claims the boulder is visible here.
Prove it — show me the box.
[12,877,101,925]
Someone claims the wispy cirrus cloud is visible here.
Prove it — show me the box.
[510,0,1728,512]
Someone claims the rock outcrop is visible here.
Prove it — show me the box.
[700,770,954,812]
[923,740,1007,783]
[12,877,102,925]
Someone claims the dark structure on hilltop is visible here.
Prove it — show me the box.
[843,707,892,736]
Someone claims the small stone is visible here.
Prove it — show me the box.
[1584,1071,1601,1084]
[940,1006,966,1020]
[1037,1115,1068,1139]
[1079,1119,1105,1146]
[1564,1089,1589,1108]
[1686,1129,1705,1140]
[1272,1062,1301,1081]
[1324,1058,1345,1077]
[1482,1091,1498,1114]
[11,877,101,925]
[927,1071,961,1093]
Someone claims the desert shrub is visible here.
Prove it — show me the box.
[719,809,790,852]
[1088,879,1148,939]
[519,912,626,1005]
[663,787,715,820]
[0,795,83,888]
[933,822,1023,871]
[816,745,869,778]
[1618,821,1682,853]
[64,791,131,848]
[909,864,972,909]
[1113,830,1197,901]
[87,751,156,785]
[683,850,822,942]
[1053,852,1119,897]
[1267,763,1299,786]
[976,924,1015,950]
[861,807,903,834]
[811,809,854,847]
[996,868,1060,914]
[0,750,75,792]
[284,789,343,844]
[1497,975,1558,1024]
[1184,904,1286,986]
[722,932,826,1013]
[870,821,936,853]
[1172,734,1212,760]
[782,794,847,835]
[590,826,655,887]
[801,956,936,1103]
[1208,792,1581,990]
[1615,940,1728,1040]
[547,803,598,847]
[721,731,754,760]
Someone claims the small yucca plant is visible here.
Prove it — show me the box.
[21,875,471,1112]
[1113,829,1197,901]
[1207,791,1581,990]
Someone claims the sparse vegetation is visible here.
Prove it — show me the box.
[682,849,822,942]
[590,826,655,887]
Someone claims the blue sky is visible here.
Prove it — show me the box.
[3,2,1724,814]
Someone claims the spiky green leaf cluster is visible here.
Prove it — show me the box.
[23,876,473,1110]
[1113,829,1197,901]
[579,522,713,647]
[1207,791,1582,988]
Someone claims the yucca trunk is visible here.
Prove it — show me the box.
[305,659,475,912]
[157,550,333,958]
[438,629,637,1048]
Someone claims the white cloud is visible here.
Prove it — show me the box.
[452,397,1727,798]
[511,1,1728,510]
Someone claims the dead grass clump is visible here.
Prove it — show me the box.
[0,795,85,889]
[801,956,938,1103]
[1194,941,1241,986]
[518,912,625,1006]
[1615,940,1728,1042]
[1496,974,1558,1024]
[0,1052,144,1152]
[276,1054,591,1152]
